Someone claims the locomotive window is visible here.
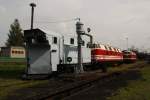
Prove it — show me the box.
[53,37,57,44]
[104,46,106,50]
[92,44,94,48]
[109,47,112,51]
[70,38,74,44]
[95,44,97,48]
[91,44,94,48]
[97,44,99,48]
[94,44,96,48]
[104,46,108,50]
[87,42,91,48]
[111,47,114,51]
[99,44,101,48]
[96,44,98,48]
[117,49,119,52]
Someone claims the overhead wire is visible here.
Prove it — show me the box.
[34,18,79,24]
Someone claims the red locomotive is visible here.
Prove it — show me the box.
[89,43,123,64]
[88,43,136,72]
[122,50,137,63]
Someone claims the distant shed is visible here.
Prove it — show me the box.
[0,46,26,58]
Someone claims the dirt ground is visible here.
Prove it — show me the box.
[64,69,142,100]
[64,62,149,100]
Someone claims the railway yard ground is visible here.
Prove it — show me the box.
[0,61,150,100]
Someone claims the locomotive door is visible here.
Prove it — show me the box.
[51,49,59,71]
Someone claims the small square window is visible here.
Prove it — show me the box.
[53,37,57,44]
[21,51,24,54]
[17,51,20,54]
[15,51,17,54]
[70,38,74,44]
[12,51,15,54]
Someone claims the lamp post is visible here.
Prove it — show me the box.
[25,3,36,78]
[30,3,36,30]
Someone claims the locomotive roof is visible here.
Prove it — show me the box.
[24,28,63,38]
[88,43,122,52]
[40,28,63,37]
[122,50,136,55]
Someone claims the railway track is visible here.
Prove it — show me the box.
[5,61,146,100]
[44,72,121,100]
[43,61,146,100]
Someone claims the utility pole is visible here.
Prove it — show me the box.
[30,3,36,30]
[25,3,36,78]
[76,18,84,73]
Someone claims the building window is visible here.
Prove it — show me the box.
[18,51,20,54]
[19,51,21,54]
[70,38,74,44]
[53,37,57,44]
[17,51,19,54]
[12,50,15,54]
[21,51,24,54]
[15,51,17,54]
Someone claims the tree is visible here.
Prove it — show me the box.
[5,19,24,47]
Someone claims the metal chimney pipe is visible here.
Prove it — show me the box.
[30,3,36,30]
[76,20,84,73]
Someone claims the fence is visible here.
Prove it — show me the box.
[0,57,26,65]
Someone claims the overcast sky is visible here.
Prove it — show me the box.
[0,0,150,51]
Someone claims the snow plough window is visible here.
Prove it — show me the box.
[70,38,74,44]
[87,43,101,48]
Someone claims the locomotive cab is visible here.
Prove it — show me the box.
[24,28,61,76]
[90,43,123,72]
[122,50,137,63]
